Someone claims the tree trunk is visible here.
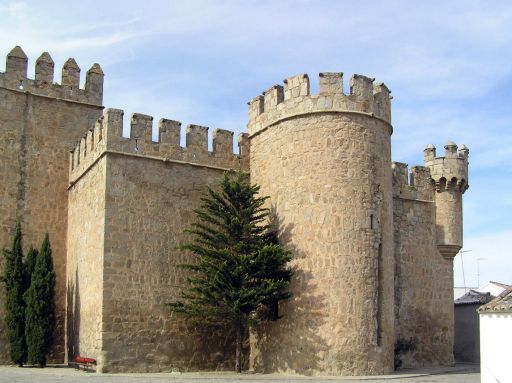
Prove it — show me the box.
[235,317,242,373]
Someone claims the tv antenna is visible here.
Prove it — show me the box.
[459,249,473,293]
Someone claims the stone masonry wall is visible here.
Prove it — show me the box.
[392,163,454,366]
[101,155,237,372]
[425,142,468,259]
[67,108,248,372]
[0,46,103,363]
[248,73,395,375]
[1,44,468,375]
[0,78,23,364]
[66,157,106,363]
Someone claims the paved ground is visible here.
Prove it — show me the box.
[0,364,479,383]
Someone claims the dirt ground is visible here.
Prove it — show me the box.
[0,364,480,383]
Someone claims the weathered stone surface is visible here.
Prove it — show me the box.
[248,75,395,376]
[0,46,469,377]
[65,106,248,372]
[0,46,103,363]
[66,156,106,363]
[393,195,455,367]
[247,73,468,375]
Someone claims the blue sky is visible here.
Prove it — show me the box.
[1,0,511,288]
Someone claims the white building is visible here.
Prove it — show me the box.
[477,281,511,297]
[479,287,512,383]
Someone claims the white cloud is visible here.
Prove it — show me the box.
[1,0,511,290]
[0,1,28,15]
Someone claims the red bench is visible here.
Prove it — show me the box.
[73,356,96,371]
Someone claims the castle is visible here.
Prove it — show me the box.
[0,46,469,375]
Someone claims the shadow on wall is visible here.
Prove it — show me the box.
[251,207,329,375]
[399,306,452,368]
[183,319,249,371]
[66,268,80,362]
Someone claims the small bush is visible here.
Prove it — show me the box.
[394,337,417,370]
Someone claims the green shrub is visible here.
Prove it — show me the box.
[394,337,417,370]
[2,223,28,366]
[24,233,55,367]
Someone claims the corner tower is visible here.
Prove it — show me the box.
[248,73,395,375]
[424,142,469,259]
[0,46,104,363]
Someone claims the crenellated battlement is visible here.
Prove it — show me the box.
[424,141,469,193]
[69,109,249,184]
[0,43,471,373]
[247,72,392,135]
[392,162,433,201]
[0,46,103,105]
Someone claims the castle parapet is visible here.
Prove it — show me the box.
[35,52,54,85]
[69,109,248,184]
[0,46,103,106]
[424,142,469,193]
[424,141,469,259]
[392,162,433,201]
[247,72,392,135]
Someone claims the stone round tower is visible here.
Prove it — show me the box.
[424,142,469,260]
[247,72,395,375]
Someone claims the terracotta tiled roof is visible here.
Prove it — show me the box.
[478,287,512,313]
[454,289,492,305]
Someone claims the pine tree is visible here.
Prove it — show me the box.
[24,233,56,367]
[168,172,293,372]
[2,222,27,366]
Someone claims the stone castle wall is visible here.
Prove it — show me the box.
[66,156,106,363]
[66,108,248,372]
[0,45,469,376]
[392,163,454,366]
[0,47,103,363]
[248,73,395,375]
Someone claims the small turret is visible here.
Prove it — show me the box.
[424,141,469,260]
[62,58,80,89]
[444,141,457,158]
[35,52,54,85]
[5,46,28,82]
[423,143,436,161]
[85,63,104,104]
[459,144,469,160]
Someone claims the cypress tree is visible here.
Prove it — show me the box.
[24,246,38,283]
[168,172,293,372]
[24,233,56,367]
[2,222,27,366]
